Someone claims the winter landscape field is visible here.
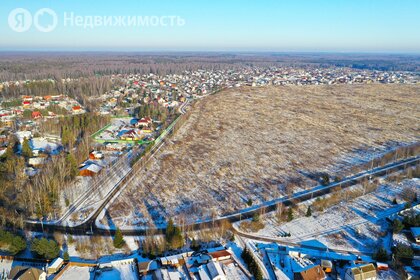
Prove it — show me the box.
[103,84,420,229]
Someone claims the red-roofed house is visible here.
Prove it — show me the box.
[72,105,82,113]
[22,101,31,108]
[32,111,43,119]
[137,117,152,127]
[209,250,232,261]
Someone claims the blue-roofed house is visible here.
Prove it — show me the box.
[411,227,420,244]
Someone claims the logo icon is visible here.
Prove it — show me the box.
[8,8,58,33]
[8,8,32,32]
[34,8,58,32]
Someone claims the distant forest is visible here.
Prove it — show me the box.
[0,52,419,81]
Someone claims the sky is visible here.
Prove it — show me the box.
[1,0,420,52]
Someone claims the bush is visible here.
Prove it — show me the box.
[393,244,414,261]
[252,213,260,222]
[190,238,201,251]
[67,235,74,244]
[403,213,420,228]
[287,208,294,221]
[246,198,253,206]
[392,219,404,233]
[0,230,27,255]
[373,247,388,262]
[31,238,60,260]
[320,173,330,186]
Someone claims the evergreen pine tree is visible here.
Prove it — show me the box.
[306,206,312,217]
[113,227,125,248]
[21,137,33,158]
[287,208,294,221]
[63,250,70,262]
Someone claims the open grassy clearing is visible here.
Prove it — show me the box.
[105,84,420,228]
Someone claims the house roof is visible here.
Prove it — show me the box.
[411,227,420,237]
[349,264,377,280]
[32,111,42,118]
[8,266,44,280]
[80,162,102,173]
[209,250,231,259]
[207,261,225,279]
[294,265,325,280]
[48,257,64,270]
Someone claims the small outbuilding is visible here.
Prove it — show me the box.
[410,227,420,244]
[48,257,64,274]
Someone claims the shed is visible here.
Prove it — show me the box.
[48,257,64,274]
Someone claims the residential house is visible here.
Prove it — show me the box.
[22,101,31,108]
[294,265,326,280]
[206,261,226,280]
[345,264,377,280]
[197,266,211,280]
[89,151,104,160]
[32,111,43,119]
[72,105,82,114]
[119,129,143,141]
[7,266,46,280]
[137,117,152,127]
[209,250,231,262]
[79,162,103,177]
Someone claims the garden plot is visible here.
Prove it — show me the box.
[94,118,133,142]
[105,84,420,229]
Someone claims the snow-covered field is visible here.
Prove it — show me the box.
[104,84,420,229]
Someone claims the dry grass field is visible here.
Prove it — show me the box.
[105,84,420,228]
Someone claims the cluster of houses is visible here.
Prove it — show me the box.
[139,247,252,280]
[77,116,158,178]
[0,94,85,127]
[146,248,244,280]
[0,130,62,175]
[261,242,382,280]
[89,67,420,117]
[0,248,245,280]
[0,94,85,173]
[92,74,184,117]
